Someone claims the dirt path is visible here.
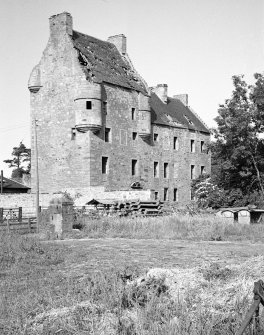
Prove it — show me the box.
[53,238,264,276]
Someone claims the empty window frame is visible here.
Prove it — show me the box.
[102,156,108,174]
[132,159,138,176]
[191,140,195,153]
[173,137,179,150]
[154,191,159,200]
[154,161,159,178]
[153,133,159,143]
[132,132,137,141]
[131,108,135,120]
[105,128,111,142]
[201,166,205,175]
[86,101,92,109]
[173,188,178,202]
[164,188,169,201]
[201,140,205,152]
[191,165,195,179]
[164,162,169,178]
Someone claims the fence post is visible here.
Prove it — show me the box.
[18,207,22,223]
[28,218,31,233]
[7,219,10,233]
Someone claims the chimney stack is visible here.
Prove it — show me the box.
[107,34,127,55]
[49,12,73,37]
[174,94,188,107]
[151,84,168,104]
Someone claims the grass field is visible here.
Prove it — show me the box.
[1,214,264,334]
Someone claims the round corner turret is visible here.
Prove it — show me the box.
[28,65,42,93]
[74,82,102,133]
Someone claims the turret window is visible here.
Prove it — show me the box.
[102,157,108,174]
[132,159,138,176]
[131,108,135,120]
[105,128,111,142]
[154,161,159,178]
[86,101,92,109]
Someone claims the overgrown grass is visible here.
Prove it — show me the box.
[75,214,264,242]
[0,232,263,334]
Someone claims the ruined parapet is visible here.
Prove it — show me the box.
[46,194,74,239]
[138,93,151,139]
[74,82,102,133]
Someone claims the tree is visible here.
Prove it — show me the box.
[211,74,264,207]
[3,142,31,179]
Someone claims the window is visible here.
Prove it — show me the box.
[191,140,195,153]
[86,101,92,109]
[154,161,159,178]
[201,141,204,152]
[164,188,168,201]
[153,133,159,143]
[131,108,135,120]
[103,101,107,115]
[105,128,111,142]
[191,165,195,179]
[173,188,178,202]
[164,163,169,178]
[132,132,137,141]
[154,191,159,200]
[102,157,108,174]
[201,166,205,175]
[132,159,138,176]
[173,137,179,150]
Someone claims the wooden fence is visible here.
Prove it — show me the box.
[0,217,37,233]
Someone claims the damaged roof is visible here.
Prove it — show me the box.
[150,93,210,133]
[72,31,148,94]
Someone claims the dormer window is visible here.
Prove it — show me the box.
[86,101,92,109]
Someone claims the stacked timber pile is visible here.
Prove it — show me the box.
[85,199,164,217]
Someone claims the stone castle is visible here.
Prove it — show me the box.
[28,12,210,204]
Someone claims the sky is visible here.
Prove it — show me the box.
[0,0,264,177]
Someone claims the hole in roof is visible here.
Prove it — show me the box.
[184,114,193,125]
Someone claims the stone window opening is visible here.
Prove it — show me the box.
[191,165,195,179]
[131,108,135,120]
[86,101,92,110]
[132,132,137,140]
[164,162,169,178]
[201,141,205,152]
[102,156,108,174]
[164,188,168,201]
[132,159,138,176]
[173,188,178,202]
[173,137,179,150]
[153,133,159,143]
[201,166,205,175]
[154,161,159,178]
[154,191,159,200]
[191,140,195,153]
[105,128,111,142]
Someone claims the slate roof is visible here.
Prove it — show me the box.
[1,177,30,190]
[72,31,148,94]
[150,93,210,133]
